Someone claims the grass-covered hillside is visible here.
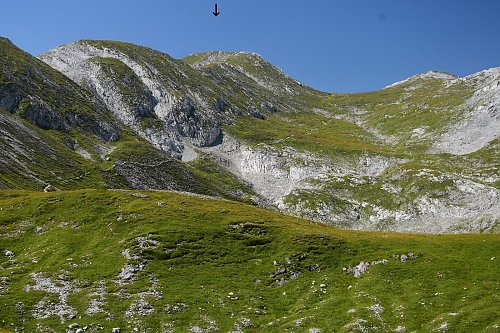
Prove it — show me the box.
[0,190,498,332]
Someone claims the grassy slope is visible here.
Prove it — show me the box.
[227,112,390,158]
[328,78,474,152]
[88,57,156,115]
[0,107,110,191]
[0,38,118,129]
[225,76,473,157]
[187,153,256,203]
[186,54,473,160]
[0,190,498,332]
[82,40,213,99]
[0,107,252,200]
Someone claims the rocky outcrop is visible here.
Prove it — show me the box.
[185,51,305,96]
[20,95,118,141]
[167,97,222,147]
[431,67,500,155]
[25,272,80,322]
[72,56,179,153]
[0,82,23,113]
[22,96,70,131]
[202,136,339,204]
[385,71,457,89]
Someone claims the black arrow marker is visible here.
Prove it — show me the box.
[213,3,220,16]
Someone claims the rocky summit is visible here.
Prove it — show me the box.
[0,37,499,332]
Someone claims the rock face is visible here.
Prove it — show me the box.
[431,67,500,155]
[200,131,499,233]
[0,82,23,113]
[39,41,226,156]
[39,42,321,158]
[22,96,118,141]
[202,136,338,204]
[385,70,458,89]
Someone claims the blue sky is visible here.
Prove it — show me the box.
[1,0,500,92]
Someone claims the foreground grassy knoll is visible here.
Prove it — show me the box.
[0,190,498,332]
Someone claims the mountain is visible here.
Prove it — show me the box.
[0,37,499,333]
[2,37,499,232]
[38,41,322,157]
[0,37,255,201]
[35,39,499,233]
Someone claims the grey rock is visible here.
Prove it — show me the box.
[44,184,58,192]
[394,252,418,262]
[431,67,500,155]
[86,281,108,316]
[231,107,242,116]
[309,329,322,333]
[270,267,286,278]
[290,270,301,280]
[343,259,389,278]
[23,96,70,131]
[0,83,23,113]
[248,107,264,120]
[39,42,225,154]
[213,96,229,113]
[20,96,119,142]
[135,236,160,249]
[125,287,162,318]
[117,262,146,284]
[165,302,188,314]
[26,272,79,322]
[261,101,276,112]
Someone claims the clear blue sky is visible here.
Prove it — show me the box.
[1,0,500,92]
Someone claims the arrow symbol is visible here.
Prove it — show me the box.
[213,3,220,16]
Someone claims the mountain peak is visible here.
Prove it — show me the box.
[183,51,268,68]
[0,36,13,46]
[183,50,309,95]
[385,70,458,88]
